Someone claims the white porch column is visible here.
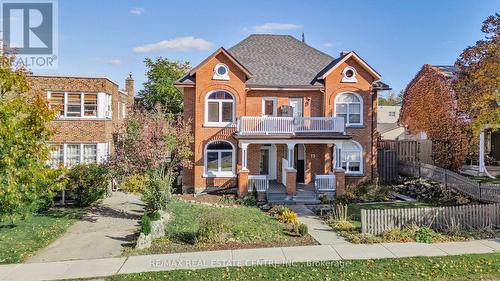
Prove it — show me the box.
[479,130,485,174]
[287,142,295,169]
[335,143,343,169]
[241,143,249,171]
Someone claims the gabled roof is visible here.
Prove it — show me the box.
[227,34,334,87]
[188,47,252,78]
[176,34,387,88]
[319,51,381,80]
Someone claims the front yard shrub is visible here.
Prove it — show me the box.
[121,174,149,194]
[150,211,161,221]
[344,182,392,203]
[381,228,413,242]
[65,164,110,207]
[298,223,308,236]
[415,227,436,243]
[279,210,298,224]
[140,215,151,235]
[237,195,256,207]
[142,170,172,212]
[330,219,356,232]
[196,212,229,243]
[268,205,290,218]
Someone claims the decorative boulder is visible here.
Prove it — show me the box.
[150,211,170,239]
[135,233,152,250]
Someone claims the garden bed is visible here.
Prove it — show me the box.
[0,208,85,264]
[123,200,316,256]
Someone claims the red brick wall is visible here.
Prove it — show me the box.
[27,75,131,153]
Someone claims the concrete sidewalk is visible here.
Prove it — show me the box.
[1,239,498,281]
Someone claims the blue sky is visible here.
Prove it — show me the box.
[38,0,498,96]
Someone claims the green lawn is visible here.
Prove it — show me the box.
[108,253,500,281]
[0,208,85,264]
[124,199,316,255]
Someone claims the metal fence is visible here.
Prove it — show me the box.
[361,203,500,235]
[399,161,500,203]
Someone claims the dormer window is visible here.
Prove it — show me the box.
[213,63,229,80]
[341,66,357,83]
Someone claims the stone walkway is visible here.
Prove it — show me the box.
[1,239,498,280]
[27,192,144,263]
[288,204,346,245]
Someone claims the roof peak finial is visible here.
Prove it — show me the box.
[301,32,305,43]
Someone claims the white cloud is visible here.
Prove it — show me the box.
[323,42,343,48]
[129,7,145,15]
[133,37,213,53]
[97,59,122,65]
[244,23,301,33]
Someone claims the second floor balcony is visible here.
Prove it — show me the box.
[236,116,345,135]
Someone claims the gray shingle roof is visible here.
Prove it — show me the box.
[227,34,334,86]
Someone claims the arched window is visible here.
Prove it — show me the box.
[341,141,363,174]
[205,90,235,126]
[335,93,363,126]
[204,141,235,177]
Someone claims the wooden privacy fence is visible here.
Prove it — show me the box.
[378,139,433,164]
[399,160,500,203]
[378,150,398,184]
[361,203,500,235]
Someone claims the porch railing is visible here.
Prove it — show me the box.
[237,116,345,135]
[314,174,336,193]
[248,175,268,192]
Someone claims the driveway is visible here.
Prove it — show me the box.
[27,192,144,263]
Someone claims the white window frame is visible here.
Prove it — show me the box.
[334,92,364,127]
[341,66,358,83]
[48,91,105,119]
[261,97,278,116]
[203,141,236,177]
[212,63,230,80]
[48,144,64,168]
[82,144,98,164]
[340,141,364,175]
[204,90,236,127]
[49,143,104,167]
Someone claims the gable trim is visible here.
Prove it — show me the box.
[320,51,381,80]
[188,47,252,78]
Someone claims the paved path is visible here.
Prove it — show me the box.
[27,192,144,263]
[1,239,498,280]
[289,205,347,245]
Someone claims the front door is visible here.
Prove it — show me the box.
[289,97,304,117]
[294,144,305,183]
[260,145,277,180]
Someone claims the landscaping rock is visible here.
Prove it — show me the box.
[150,211,170,238]
[135,233,152,250]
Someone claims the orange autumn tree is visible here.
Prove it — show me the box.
[399,65,468,170]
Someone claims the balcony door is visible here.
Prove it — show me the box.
[289,97,303,117]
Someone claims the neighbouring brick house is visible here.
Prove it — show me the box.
[27,74,135,167]
[175,34,390,202]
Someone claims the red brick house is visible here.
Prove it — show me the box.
[175,35,389,202]
[27,74,134,167]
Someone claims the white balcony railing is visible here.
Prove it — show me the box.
[237,116,345,135]
[248,175,269,192]
[314,174,336,193]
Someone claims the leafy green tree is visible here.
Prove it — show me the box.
[378,91,402,106]
[0,56,61,223]
[138,57,190,115]
[454,14,500,133]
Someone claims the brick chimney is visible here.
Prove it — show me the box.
[125,72,134,106]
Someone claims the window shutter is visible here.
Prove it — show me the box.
[96,142,109,163]
[97,92,107,118]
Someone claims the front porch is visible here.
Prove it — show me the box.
[237,140,348,201]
